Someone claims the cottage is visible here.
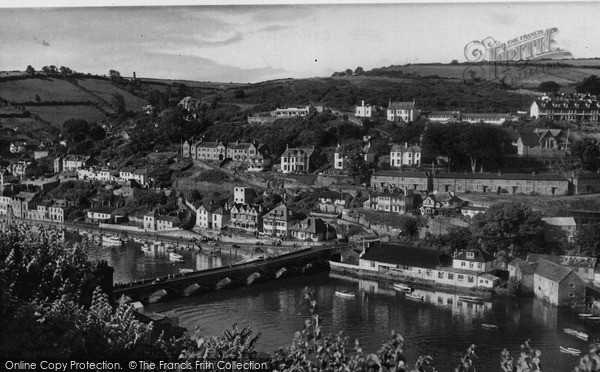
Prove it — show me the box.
[390,143,421,167]
[87,205,118,224]
[363,190,406,214]
[370,170,431,193]
[533,258,585,306]
[190,140,227,161]
[453,249,496,273]
[228,203,264,233]
[508,257,538,294]
[387,99,417,122]
[528,254,596,283]
[461,113,511,125]
[541,217,577,243]
[316,190,354,215]
[289,217,335,241]
[196,204,218,229]
[262,204,298,238]
[233,186,256,204]
[355,100,372,118]
[280,146,317,174]
[433,172,569,196]
[530,93,600,123]
[211,207,231,230]
[516,128,570,157]
[427,111,460,123]
[420,194,444,216]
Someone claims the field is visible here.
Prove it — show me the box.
[76,78,149,111]
[0,78,96,103]
[25,105,107,128]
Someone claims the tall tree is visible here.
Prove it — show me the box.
[537,81,561,93]
[576,75,600,96]
[25,65,35,75]
[459,123,511,173]
[575,223,600,258]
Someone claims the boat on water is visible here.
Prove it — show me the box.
[169,252,184,263]
[179,268,194,274]
[393,283,413,292]
[481,323,498,329]
[101,235,122,246]
[458,296,486,304]
[579,313,594,318]
[560,346,581,355]
[335,291,356,299]
[405,293,424,301]
[563,328,588,340]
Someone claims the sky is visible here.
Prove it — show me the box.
[1,2,599,83]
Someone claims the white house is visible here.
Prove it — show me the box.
[387,99,417,122]
[390,143,421,167]
[355,100,372,118]
[452,249,496,273]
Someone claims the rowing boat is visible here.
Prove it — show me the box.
[481,323,498,329]
[405,293,424,301]
[560,346,581,355]
[458,296,485,303]
[335,291,356,299]
[393,283,413,292]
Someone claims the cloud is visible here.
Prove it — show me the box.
[195,32,243,47]
[255,25,290,33]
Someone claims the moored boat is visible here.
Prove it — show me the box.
[458,296,486,304]
[179,268,194,274]
[393,283,413,292]
[560,346,581,355]
[405,293,424,301]
[481,323,498,329]
[579,313,593,318]
[169,252,184,262]
[335,290,356,299]
[101,235,122,246]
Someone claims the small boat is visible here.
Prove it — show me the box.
[405,293,424,301]
[101,235,122,246]
[458,296,486,304]
[393,283,413,292]
[179,268,194,274]
[335,291,356,299]
[563,328,588,340]
[481,323,498,329]
[560,346,581,355]
[169,252,184,263]
[588,316,600,320]
[579,313,594,318]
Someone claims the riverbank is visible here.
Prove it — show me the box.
[329,261,495,297]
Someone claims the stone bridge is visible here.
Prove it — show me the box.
[114,245,342,303]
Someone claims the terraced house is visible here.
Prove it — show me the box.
[433,172,569,195]
[262,204,298,238]
[228,203,264,233]
[530,93,600,123]
[370,170,431,193]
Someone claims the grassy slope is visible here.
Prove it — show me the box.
[0,78,97,103]
[76,78,149,111]
[24,105,107,129]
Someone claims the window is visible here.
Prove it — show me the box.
[438,272,444,279]
[569,283,575,288]
[370,261,375,268]
[569,293,575,298]
[458,275,464,281]
[448,273,454,280]
[468,276,474,283]
[461,262,465,267]
[469,263,474,268]
[477,263,482,269]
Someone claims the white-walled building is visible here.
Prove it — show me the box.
[355,100,372,118]
[387,99,417,122]
[390,143,421,167]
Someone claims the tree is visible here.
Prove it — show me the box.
[62,119,92,143]
[459,123,511,173]
[354,66,364,75]
[233,89,246,99]
[34,94,41,103]
[572,140,600,171]
[575,223,600,258]
[576,75,600,96]
[42,66,51,75]
[450,59,459,65]
[109,69,124,84]
[88,124,107,141]
[111,93,126,117]
[339,142,369,184]
[59,66,72,77]
[345,68,353,76]
[470,202,545,255]
[26,65,35,75]
[537,81,561,93]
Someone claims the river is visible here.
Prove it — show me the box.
[84,235,591,370]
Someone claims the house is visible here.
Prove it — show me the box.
[387,99,417,122]
[390,143,421,167]
[289,217,335,241]
[508,257,538,294]
[427,111,460,123]
[247,144,271,172]
[8,161,35,178]
[461,205,487,218]
[334,142,376,170]
[316,190,354,215]
[196,204,218,229]
[190,140,227,161]
[132,168,148,186]
[228,203,264,233]
[363,141,377,165]
[420,194,444,216]
[143,209,159,231]
[334,144,344,170]
[262,204,298,238]
[233,186,256,204]
[358,243,494,289]
[8,192,40,219]
[453,249,496,273]
[0,169,17,187]
[10,141,26,154]
[280,146,317,174]
[355,100,372,118]
[86,205,117,224]
[541,217,576,243]
[533,258,586,306]
[461,113,511,125]
[433,172,569,196]
[49,200,68,223]
[530,93,600,123]
[157,215,182,231]
[272,106,310,118]
[516,128,570,157]
[370,170,431,193]
[211,206,231,230]
[59,155,97,172]
[226,140,259,162]
[363,190,406,214]
[34,150,50,159]
[527,254,596,283]
[570,172,600,195]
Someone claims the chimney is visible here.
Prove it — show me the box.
[133,71,136,79]
[361,100,365,106]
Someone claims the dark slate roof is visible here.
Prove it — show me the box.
[528,254,596,269]
[509,258,538,275]
[361,242,451,269]
[373,170,429,178]
[575,172,600,180]
[388,101,415,110]
[534,258,574,283]
[455,249,495,263]
[289,217,328,234]
[435,172,566,181]
[518,129,540,146]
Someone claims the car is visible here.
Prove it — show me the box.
[232,244,241,248]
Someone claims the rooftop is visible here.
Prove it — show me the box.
[361,242,451,269]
